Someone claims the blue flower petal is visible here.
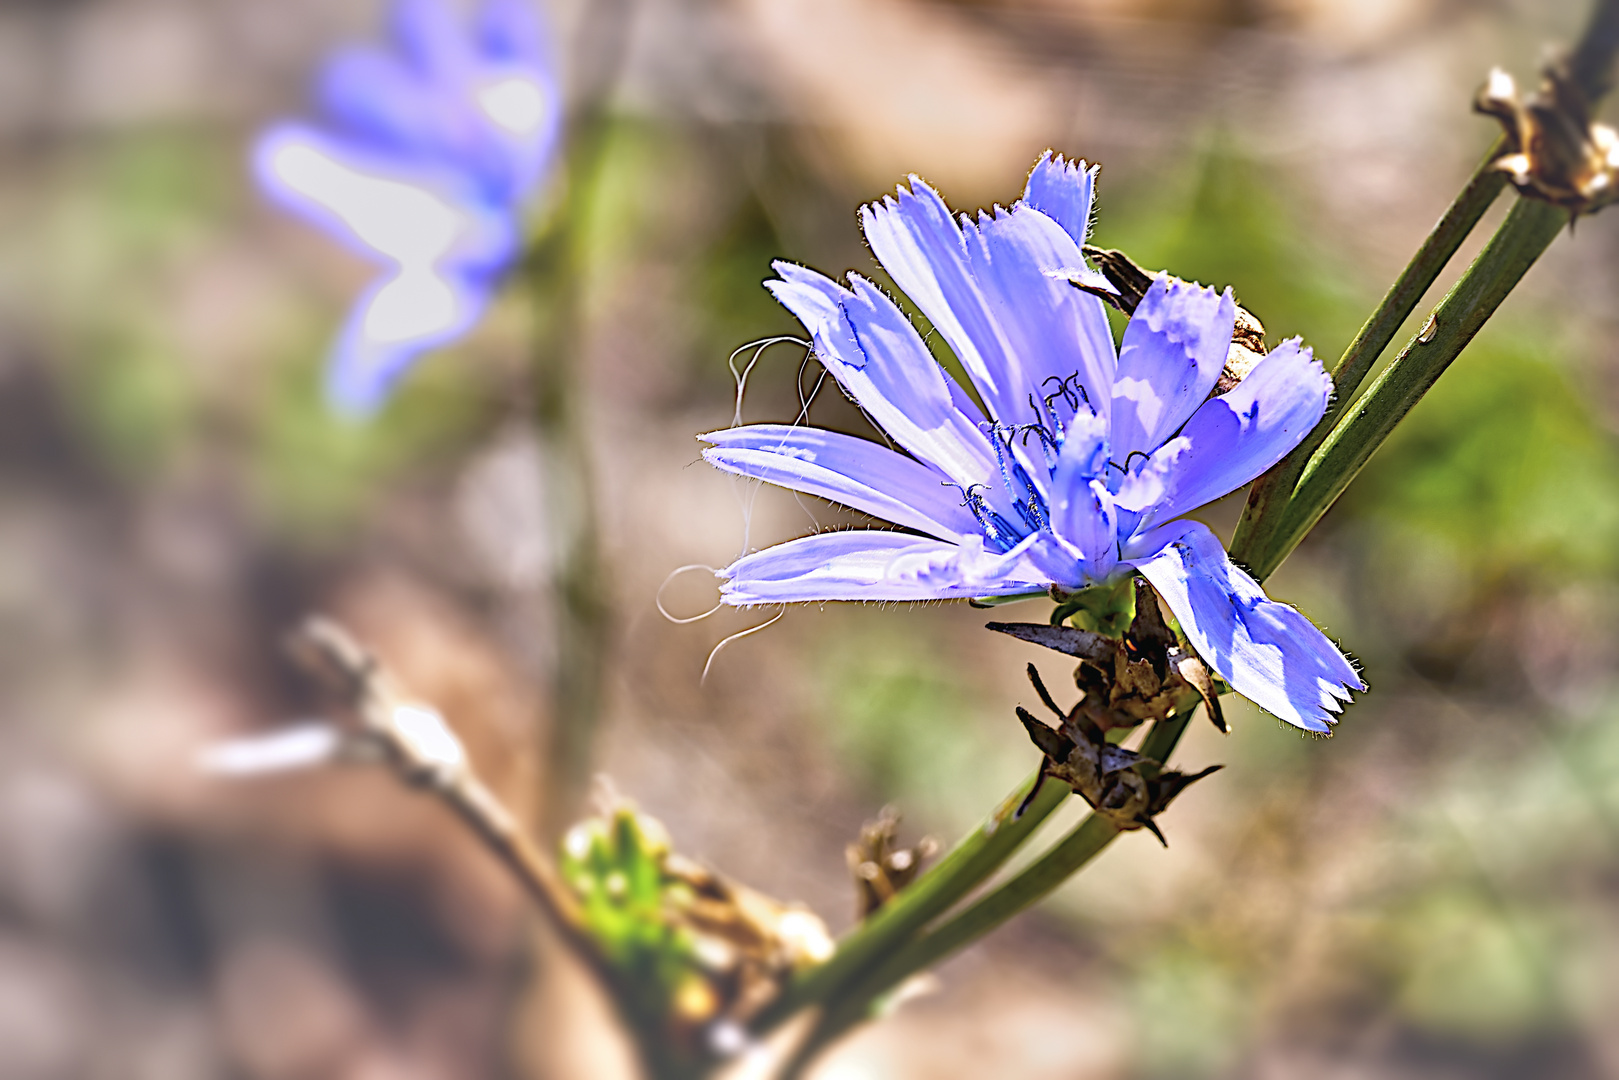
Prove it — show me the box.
[318,47,459,159]
[255,0,558,416]
[720,531,1049,605]
[700,424,983,541]
[765,262,1002,493]
[1110,276,1236,461]
[476,0,550,64]
[252,124,517,269]
[325,268,496,416]
[1126,338,1332,530]
[860,181,1115,435]
[1127,520,1364,732]
[389,0,475,81]
[1021,152,1110,294]
[1047,410,1117,573]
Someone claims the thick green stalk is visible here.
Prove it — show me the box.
[1243,197,1568,580]
[752,769,1069,1031]
[856,712,1191,995]
[1231,150,1508,578]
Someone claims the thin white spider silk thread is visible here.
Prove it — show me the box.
[701,608,785,684]
[656,563,723,624]
[728,336,808,428]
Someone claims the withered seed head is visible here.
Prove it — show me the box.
[1476,63,1619,215]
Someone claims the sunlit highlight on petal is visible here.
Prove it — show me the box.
[478,76,550,134]
[269,141,465,265]
[363,268,463,343]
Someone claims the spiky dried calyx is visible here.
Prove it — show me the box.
[1015,704,1220,845]
[994,576,1225,843]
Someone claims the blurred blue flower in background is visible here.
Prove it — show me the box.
[702,153,1362,732]
[254,0,561,415]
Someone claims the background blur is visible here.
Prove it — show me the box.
[1,0,1617,1077]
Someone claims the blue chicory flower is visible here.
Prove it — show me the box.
[253,0,561,415]
[700,153,1363,732]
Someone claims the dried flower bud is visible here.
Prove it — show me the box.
[1476,63,1619,215]
[995,577,1226,840]
[992,579,1226,734]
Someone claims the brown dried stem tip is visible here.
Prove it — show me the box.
[285,617,596,955]
[845,806,940,919]
[1476,63,1619,215]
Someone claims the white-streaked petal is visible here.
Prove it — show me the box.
[701,425,981,540]
[765,263,1000,492]
[260,130,466,264]
[1046,411,1117,573]
[325,270,491,415]
[477,75,550,134]
[861,182,1115,435]
[719,531,1049,605]
[1128,338,1332,531]
[1020,151,1100,250]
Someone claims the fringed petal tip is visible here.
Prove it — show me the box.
[1022,150,1099,247]
[1027,149,1099,183]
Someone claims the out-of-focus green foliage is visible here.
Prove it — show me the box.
[1094,138,1365,356]
[1353,332,1619,581]
[818,617,1028,835]
[1130,942,1251,1077]
[32,131,499,536]
[43,132,223,474]
[248,339,492,537]
[562,805,702,1017]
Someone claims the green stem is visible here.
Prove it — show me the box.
[775,712,1197,1073]
[751,769,1069,1032]
[1246,197,1568,580]
[1230,147,1508,578]
[529,0,637,835]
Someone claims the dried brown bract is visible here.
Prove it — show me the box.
[1074,246,1267,394]
[844,806,940,919]
[1015,702,1220,845]
[989,578,1226,735]
[991,577,1224,842]
[1476,64,1619,215]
